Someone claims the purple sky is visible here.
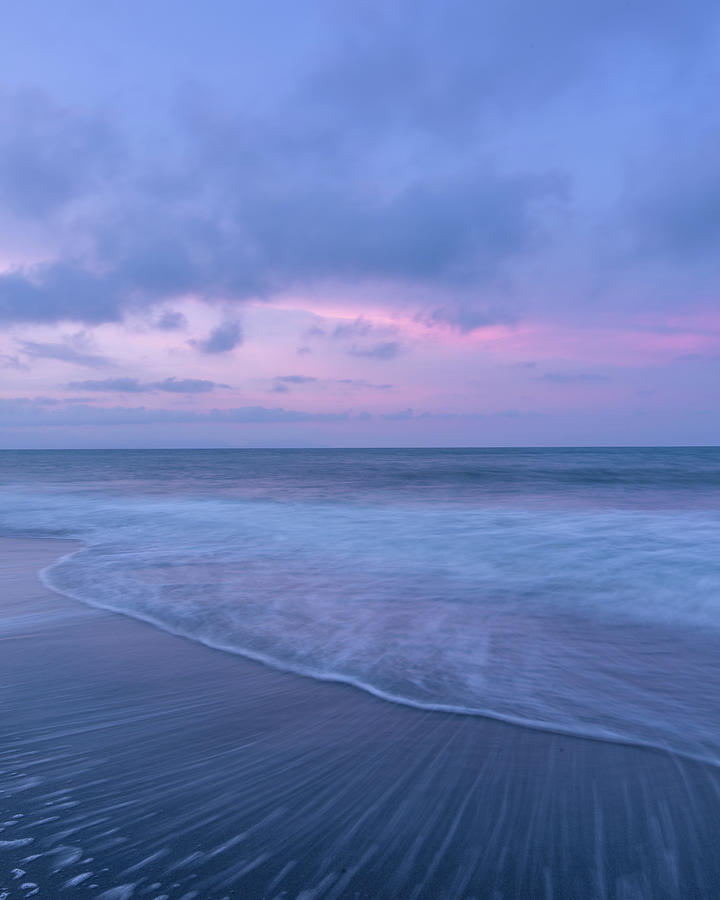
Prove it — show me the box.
[1,0,719,447]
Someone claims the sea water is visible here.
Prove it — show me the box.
[1,447,719,764]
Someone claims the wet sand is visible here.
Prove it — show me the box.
[2,536,720,899]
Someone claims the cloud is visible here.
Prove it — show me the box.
[155,309,187,331]
[308,0,713,135]
[0,398,351,426]
[0,41,564,329]
[538,372,610,384]
[0,353,28,370]
[67,377,145,392]
[348,341,402,360]
[190,320,244,354]
[337,379,392,390]
[66,376,227,393]
[0,1,717,333]
[377,407,532,422]
[303,326,328,339]
[0,89,120,219]
[271,375,317,394]
[428,302,515,333]
[332,318,376,339]
[274,375,318,384]
[155,376,227,393]
[271,374,391,393]
[225,169,561,297]
[19,336,113,368]
[382,408,414,420]
[627,134,720,261]
[0,264,123,325]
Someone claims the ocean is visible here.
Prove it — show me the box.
[2,447,719,766]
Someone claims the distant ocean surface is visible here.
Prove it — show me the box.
[2,447,720,764]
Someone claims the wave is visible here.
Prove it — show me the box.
[1,484,713,770]
[33,538,720,770]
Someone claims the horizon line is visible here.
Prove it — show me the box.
[1,445,719,452]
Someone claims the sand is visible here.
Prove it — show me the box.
[2,536,720,899]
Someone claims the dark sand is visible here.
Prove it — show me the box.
[2,537,720,899]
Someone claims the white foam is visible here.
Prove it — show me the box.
[4,483,720,766]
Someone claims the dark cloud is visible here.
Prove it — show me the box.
[0,0,717,330]
[155,309,187,331]
[190,320,244,354]
[0,29,564,329]
[428,302,515,333]
[0,89,120,219]
[348,341,402,360]
[228,169,560,293]
[67,376,227,393]
[0,264,123,325]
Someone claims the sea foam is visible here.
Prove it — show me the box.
[2,448,719,765]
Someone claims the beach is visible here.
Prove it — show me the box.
[2,535,720,899]
[1,0,717,889]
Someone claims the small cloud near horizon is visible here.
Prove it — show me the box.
[537,372,611,384]
[67,376,229,393]
[348,341,402,360]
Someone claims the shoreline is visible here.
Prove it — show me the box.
[37,536,720,772]
[3,535,720,897]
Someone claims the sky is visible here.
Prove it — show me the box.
[0,0,719,448]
